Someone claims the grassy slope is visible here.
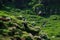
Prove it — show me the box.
[0,10,60,40]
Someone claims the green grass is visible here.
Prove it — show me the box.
[0,10,60,40]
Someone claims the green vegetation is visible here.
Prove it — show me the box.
[0,0,60,40]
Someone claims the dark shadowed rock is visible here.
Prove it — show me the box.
[13,23,20,29]
[25,36,33,40]
[8,29,16,36]
[40,34,50,40]
[0,21,7,29]
[0,16,11,21]
[22,21,40,35]
[10,37,21,40]
[10,37,26,40]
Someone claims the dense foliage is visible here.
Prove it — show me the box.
[0,0,60,40]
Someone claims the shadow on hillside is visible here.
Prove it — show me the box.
[0,5,60,18]
[39,14,60,18]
